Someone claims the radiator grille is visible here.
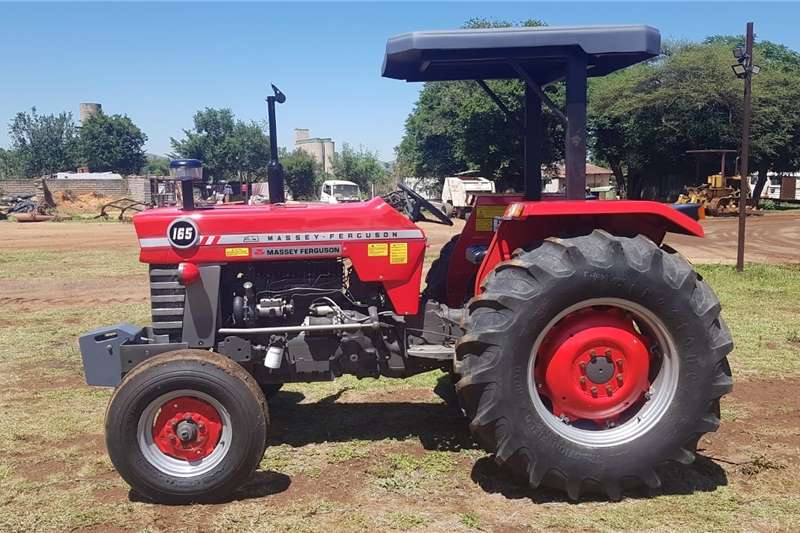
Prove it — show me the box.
[149,265,184,342]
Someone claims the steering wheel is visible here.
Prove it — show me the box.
[397,183,453,226]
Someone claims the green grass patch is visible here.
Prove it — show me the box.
[327,441,371,464]
[381,510,431,531]
[0,249,145,280]
[697,263,800,377]
[371,451,457,494]
[459,513,481,529]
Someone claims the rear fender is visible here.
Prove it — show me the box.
[473,200,704,296]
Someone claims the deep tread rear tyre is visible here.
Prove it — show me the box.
[455,230,733,500]
[106,349,268,504]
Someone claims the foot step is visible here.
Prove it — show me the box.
[407,344,454,361]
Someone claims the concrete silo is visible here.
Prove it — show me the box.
[79,103,102,125]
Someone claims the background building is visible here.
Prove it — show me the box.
[543,163,615,193]
[79,102,102,125]
[294,128,335,173]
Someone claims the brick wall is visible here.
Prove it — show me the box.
[0,176,162,204]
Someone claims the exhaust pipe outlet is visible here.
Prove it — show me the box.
[266,84,287,204]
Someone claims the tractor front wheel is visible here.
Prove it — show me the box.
[456,230,733,500]
[105,349,268,504]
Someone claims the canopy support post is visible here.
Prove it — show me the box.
[565,52,588,200]
[524,83,543,200]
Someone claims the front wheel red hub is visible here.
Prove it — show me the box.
[152,396,223,461]
[535,308,652,426]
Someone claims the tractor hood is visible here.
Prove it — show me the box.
[133,197,425,265]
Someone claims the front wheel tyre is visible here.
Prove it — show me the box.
[105,349,268,504]
[456,230,733,500]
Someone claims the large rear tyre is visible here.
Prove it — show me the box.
[105,350,268,504]
[456,230,733,500]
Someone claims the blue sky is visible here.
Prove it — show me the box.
[0,2,797,161]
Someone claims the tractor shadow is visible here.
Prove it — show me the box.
[470,454,728,503]
[268,389,475,452]
[128,470,292,505]
[266,390,728,503]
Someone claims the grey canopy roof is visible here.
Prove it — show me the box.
[382,25,660,84]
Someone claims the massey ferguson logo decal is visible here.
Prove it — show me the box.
[139,228,423,249]
[166,219,200,249]
[253,245,342,258]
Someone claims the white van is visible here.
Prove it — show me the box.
[320,180,361,203]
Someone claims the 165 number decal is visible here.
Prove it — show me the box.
[167,219,200,248]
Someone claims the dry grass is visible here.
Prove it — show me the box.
[0,223,798,531]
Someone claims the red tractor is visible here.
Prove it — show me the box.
[79,25,732,503]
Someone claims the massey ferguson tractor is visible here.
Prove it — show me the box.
[79,25,732,503]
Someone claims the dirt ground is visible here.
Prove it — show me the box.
[420,210,800,264]
[0,214,799,532]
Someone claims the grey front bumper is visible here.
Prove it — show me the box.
[78,324,187,387]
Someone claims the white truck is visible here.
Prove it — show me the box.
[441,174,496,218]
[320,179,361,203]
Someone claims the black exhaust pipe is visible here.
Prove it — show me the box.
[266,84,286,204]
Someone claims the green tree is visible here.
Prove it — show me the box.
[395,18,563,192]
[0,148,24,179]
[282,148,321,200]
[331,143,389,193]
[8,107,77,177]
[78,112,147,174]
[142,154,171,176]
[588,38,800,202]
[171,108,269,182]
[227,121,271,181]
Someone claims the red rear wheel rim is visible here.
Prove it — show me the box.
[535,307,655,428]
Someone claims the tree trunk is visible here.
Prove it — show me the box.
[750,163,769,208]
[627,172,642,200]
[609,160,626,198]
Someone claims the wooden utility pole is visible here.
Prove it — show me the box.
[736,22,754,272]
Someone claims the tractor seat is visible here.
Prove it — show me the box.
[465,245,488,265]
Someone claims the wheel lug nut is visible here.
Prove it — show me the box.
[616,360,623,370]
[605,349,612,357]
[616,374,624,385]
[579,361,587,371]
[591,386,598,397]
[579,376,586,388]
[606,385,613,396]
